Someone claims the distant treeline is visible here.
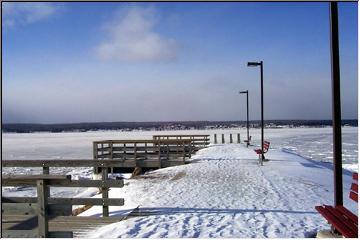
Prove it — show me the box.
[2,120,358,133]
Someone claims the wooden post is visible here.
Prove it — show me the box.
[237,133,241,143]
[183,141,186,161]
[230,134,233,143]
[158,142,161,168]
[93,142,98,159]
[166,143,169,160]
[145,142,148,160]
[222,134,225,144]
[110,142,113,159]
[101,143,104,159]
[37,180,49,237]
[93,142,99,174]
[42,166,50,206]
[188,141,192,158]
[109,142,113,173]
[42,166,49,175]
[102,167,109,217]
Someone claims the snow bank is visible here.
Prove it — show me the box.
[81,144,357,238]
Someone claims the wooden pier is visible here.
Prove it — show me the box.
[2,135,214,237]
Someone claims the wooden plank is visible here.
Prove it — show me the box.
[2,215,126,237]
[50,198,125,206]
[93,139,192,144]
[2,175,71,180]
[1,230,73,238]
[2,215,126,223]
[37,179,48,237]
[3,179,124,188]
[110,146,192,152]
[2,197,124,206]
[2,203,72,216]
[2,159,143,168]
[152,134,210,137]
[49,231,73,238]
[1,230,38,238]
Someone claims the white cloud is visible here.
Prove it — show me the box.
[3,2,57,27]
[97,7,177,62]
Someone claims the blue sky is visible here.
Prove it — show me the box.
[2,2,358,123]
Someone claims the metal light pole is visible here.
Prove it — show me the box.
[330,2,343,206]
[247,61,264,164]
[239,90,250,147]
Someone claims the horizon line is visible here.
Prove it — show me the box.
[3,119,358,126]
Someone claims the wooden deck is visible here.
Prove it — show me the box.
[2,215,126,238]
[2,160,126,238]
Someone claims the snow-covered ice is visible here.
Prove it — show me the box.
[2,127,358,238]
[80,144,357,238]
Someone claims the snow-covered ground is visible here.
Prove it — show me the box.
[79,144,357,238]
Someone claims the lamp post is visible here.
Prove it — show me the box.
[329,2,343,207]
[239,90,250,147]
[247,61,264,164]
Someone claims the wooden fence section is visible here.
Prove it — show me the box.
[2,160,125,238]
[93,139,193,171]
[152,135,210,151]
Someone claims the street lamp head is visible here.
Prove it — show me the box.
[239,91,248,94]
[247,62,261,67]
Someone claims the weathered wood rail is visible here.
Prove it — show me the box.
[152,135,210,151]
[2,159,125,238]
[93,139,193,172]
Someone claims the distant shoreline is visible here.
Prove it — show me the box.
[2,120,357,133]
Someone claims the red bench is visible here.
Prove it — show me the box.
[254,140,270,160]
[315,172,358,238]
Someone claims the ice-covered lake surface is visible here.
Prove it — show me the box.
[2,126,358,168]
[2,127,358,199]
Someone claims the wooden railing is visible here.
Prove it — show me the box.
[2,159,125,238]
[152,135,210,151]
[93,139,193,170]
